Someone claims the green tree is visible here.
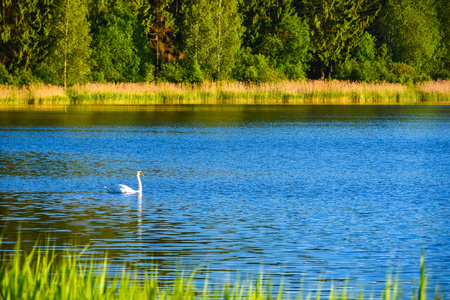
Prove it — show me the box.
[0,0,54,84]
[296,0,380,79]
[379,0,441,73]
[141,0,183,78]
[335,32,394,82]
[50,0,91,87]
[183,0,214,70]
[233,49,278,82]
[241,0,286,51]
[435,0,450,77]
[259,10,310,79]
[241,0,310,79]
[212,0,243,80]
[90,2,143,83]
[434,0,450,78]
[183,0,243,80]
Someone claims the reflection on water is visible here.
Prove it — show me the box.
[0,105,449,296]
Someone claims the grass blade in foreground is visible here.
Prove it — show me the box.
[0,239,443,299]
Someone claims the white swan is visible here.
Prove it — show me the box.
[105,171,145,194]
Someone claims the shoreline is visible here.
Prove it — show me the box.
[0,80,449,106]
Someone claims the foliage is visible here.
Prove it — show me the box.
[183,0,243,80]
[335,33,390,82]
[434,0,450,78]
[50,0,92,87]
[142,0,182,76]
[142,62,156,83]
[0,63,13,85]
[159,61,184,83]
[233,50,279,82]
[241,0,284,49]
[90,3,142,83]
[0,0,448,86]
[380,0,441,73]
[335,33,433,84]
[260,11,310,80]
[159,59,204,83]
[0,0,53,72]
[241,0,310,80]
[182,0,216,72]
[297,0,381,79]
[181,59,204,83]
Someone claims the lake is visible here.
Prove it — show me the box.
[0,105,449,297]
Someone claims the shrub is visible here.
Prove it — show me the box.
[158,60,204,84]
[233,51,279,82]
[141,62,155,83]
[34,62,59,85]
[388,62,416,84]
[0,63,13,85]
[159,62,184,83]
[334,36,395,83]
[12,68,38,86]
[181,59,204,83]
[281,61,307,81]
[335,60,387,82]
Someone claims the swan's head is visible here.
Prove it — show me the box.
[137,171,145,177]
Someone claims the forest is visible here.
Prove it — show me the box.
[0,0,449,87]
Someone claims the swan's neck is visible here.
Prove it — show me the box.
[137,174,143,194]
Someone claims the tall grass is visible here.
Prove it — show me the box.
[0,238,443,300]
[416,80,450,102]
[0,80,449,105]
[0,84,66,104]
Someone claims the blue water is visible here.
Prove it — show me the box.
[1,105,449,297]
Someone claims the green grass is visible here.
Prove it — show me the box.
[0,238,444,300]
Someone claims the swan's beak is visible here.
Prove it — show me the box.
[141,173,145,176]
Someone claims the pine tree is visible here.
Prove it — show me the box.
[241,0,290,52]
[0,0,54,84]
[297,0,380,79]
[142,0,183,78]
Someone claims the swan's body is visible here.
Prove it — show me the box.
[105,171,145,194]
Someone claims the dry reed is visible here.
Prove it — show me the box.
[0,84,66,104]
[0,80,449,105]
[416,80,450,101]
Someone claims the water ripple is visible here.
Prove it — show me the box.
[0,105,449,296]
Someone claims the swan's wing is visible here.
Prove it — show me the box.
[105,184,137,194]
[118,184,137,193]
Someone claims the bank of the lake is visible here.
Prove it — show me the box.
[0,80,449,105]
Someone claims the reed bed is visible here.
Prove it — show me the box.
[416,80,450,101]
[0,80,449,105]
[0,84,66,104]
[0,238,442,300]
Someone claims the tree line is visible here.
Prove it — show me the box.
[1,0,448,87]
